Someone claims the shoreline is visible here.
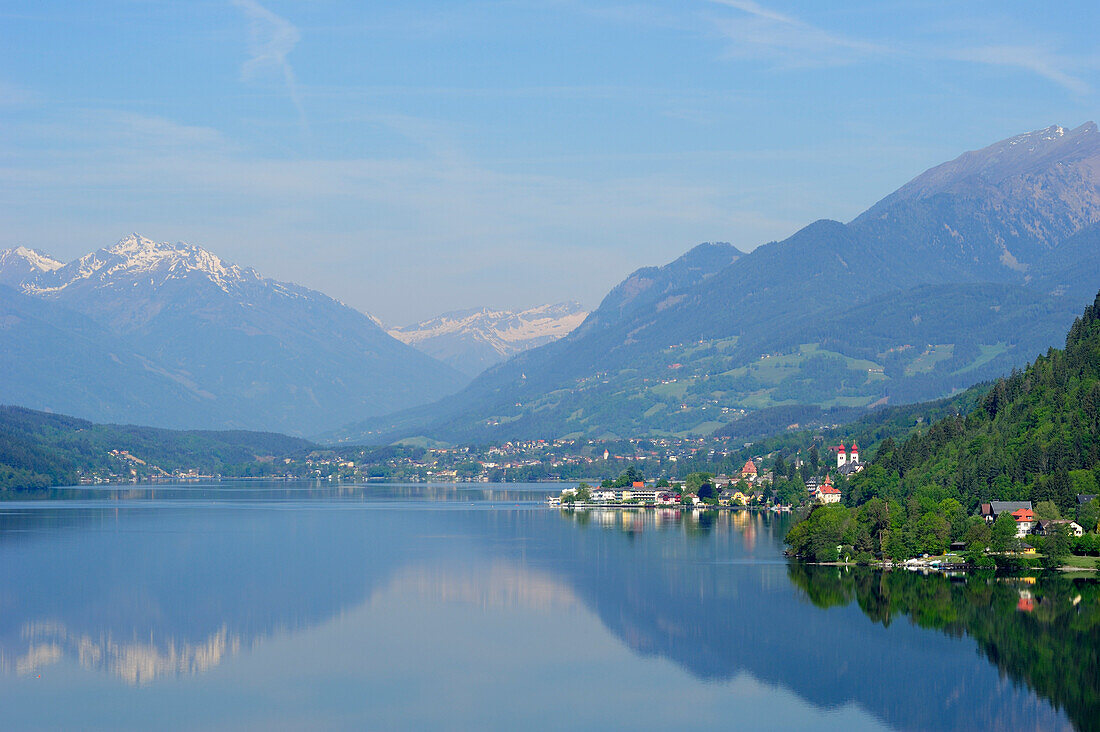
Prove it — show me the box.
[554,502,789,512]
[803,559,1098,573]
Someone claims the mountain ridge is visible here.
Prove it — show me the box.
[0,235,467,435]
[389,301,587,376]
[331,122,1100,445]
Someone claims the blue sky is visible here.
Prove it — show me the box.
[1,1,1098,323]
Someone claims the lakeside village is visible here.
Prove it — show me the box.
[80,438,867,520]
[547,443,868,510]
[550,447,1100,575]
[78,436,824,486]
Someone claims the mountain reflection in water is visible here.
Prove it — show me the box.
[0,484,1092,731]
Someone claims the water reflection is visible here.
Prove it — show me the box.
[13,622,240,685]
[787,564,1100,732]
[0,485,1091,731]
[384,561,580,611]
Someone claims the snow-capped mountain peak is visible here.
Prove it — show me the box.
[7,246,64,271]
[390,302,588,376]
[0,246,65,288]
[0,234,467,435]
[94,233,250,284]
[878,122,1100,204]
[6,234,261,296]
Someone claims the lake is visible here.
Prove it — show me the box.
[0,482,1094,731]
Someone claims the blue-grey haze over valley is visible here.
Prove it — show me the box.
[4,119,1100,441]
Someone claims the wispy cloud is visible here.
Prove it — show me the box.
[944,45,1090,95]
[706,0,883,67]
[233,0,309,137]
[0,109,809,321]
[709,0,796,26]
[703,0,1093,94]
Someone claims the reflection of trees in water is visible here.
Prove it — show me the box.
[787,565,1100,732]
[548,508,1069,731]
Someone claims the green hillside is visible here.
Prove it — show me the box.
[861,291,1100,510]
[719,385,989,467]
[786,291,1100,562]
[0,405,313,491]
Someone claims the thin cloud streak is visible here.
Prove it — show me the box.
[706,0,884,66]
[0,110,809,321]
[945,45,1090,96]
[233,0,310,139]
[705,0,1091,93]
[709,0,799,26]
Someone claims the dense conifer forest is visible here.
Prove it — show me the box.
[0,406,313,491]
[787,291,1100,562]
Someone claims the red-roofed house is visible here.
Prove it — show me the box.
[740,460,757,479]
[815,476,842,504]
[1012,508,1037,537]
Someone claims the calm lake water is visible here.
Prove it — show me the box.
[0,482,1095,731]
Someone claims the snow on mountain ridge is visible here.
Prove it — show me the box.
[392,302,587,349]
[0,246,65,288]
[7,246,64,272]
[854,122,1100,265]
[22,234,260,295]
[0,234,468,434]
[390,302,588,376]
[871,122,1100,206]
[0,234,389,326]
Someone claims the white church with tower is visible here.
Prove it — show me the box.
[832,443,864,475]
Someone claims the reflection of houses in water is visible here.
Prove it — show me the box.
[561,505,779,545]
[654,508,680,527]
[729,511,750,530]
[741,515,757,553]
[593,509,617,528]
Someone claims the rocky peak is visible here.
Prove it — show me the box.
[866,122,1100,209]
[17,234,258,296]
[0,246,65,287]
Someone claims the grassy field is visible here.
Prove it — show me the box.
[650,380,689,399]
[954,342,1008,375]
[1058,553,1099,570]
[904,344,954,376]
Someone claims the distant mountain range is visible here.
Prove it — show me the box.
[0,235,466,435]
[389,302,588,377]
[334,122,1100,444]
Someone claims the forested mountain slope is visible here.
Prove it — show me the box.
[851,290,1100,512]
[0,405,313,491]
[786,290,1100,563]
